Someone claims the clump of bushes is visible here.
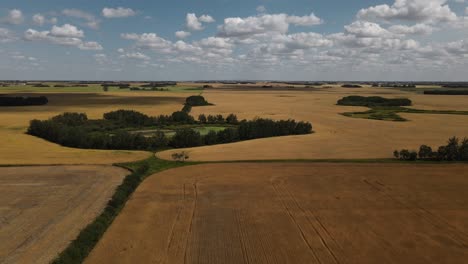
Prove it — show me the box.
[185,95,211,106]
[172,151,190,162]
[0,96,48,106]
[341,84,362,88]
[337,96,412,107]
[33,83,50,87]
[394,137,468,161]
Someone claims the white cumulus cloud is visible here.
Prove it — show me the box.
[62,9,100,29]
[50,24,84,38]
[186,13,215,31]
[217,13,323,38]
[102,7,136,18]
[2,9,24,25]
[120,52,150,60]
[357,0,457,23]
[175,31,191,39]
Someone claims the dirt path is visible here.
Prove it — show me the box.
[0,165,128,264]
[86,163,468,264]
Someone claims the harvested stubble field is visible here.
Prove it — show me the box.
[159,86,468,161]
[0,165,128,264]
[87,162,468,264]
[0,91,192,165]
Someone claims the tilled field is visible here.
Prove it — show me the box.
[0,165,128,264]
[87,163,468,264]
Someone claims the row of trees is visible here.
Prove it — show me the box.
[337,96,412,107]
[394,137,468,161]
[27,111,313,151]
[102,109,242,126]
[424,90,468,95]
[156,118,312,148]
[198,114,238,124]
[0,96,48,106]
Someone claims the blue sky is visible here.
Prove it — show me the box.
[0,0,468,81]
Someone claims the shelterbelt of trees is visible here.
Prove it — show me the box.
[337,96,412,107]
[394,137,468,162]
[0,96,48,106]
[27,110,312,151]
[424,90,468,95]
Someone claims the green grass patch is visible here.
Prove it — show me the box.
[51,155,198,264]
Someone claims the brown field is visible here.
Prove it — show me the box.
[0,165,128,264]
[86,162,468,264]
[0,91,190,165]
[159,86,468,161]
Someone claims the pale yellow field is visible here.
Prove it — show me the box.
[158,86,468,161]
[0,165,128,264]
[0,91,189,165]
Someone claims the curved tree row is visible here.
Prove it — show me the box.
[28,110,313,151]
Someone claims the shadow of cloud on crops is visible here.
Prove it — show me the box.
[0,93,185,110]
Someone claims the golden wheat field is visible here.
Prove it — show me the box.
[86,162,468,264]
[0,91,190,165]
[158,86,468,161]
[0,165,128,264]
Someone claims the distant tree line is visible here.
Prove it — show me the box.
[341,84,362,88]
[337,96,412,107]
[424,90,468,95]
[27,109,312,151]
[140,81,177,88]
[442,84,468,89]
[394,137,468,161]
[0,96,48,106]
[32,83,50,87]
[373,84,416,88]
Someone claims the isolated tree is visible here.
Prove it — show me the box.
[171,151,189,162]
[393,150,400,159]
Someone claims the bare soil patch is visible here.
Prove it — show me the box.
[87,163,468,264]
[0,165,128,264]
